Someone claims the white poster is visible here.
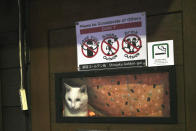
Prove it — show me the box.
[76,12,147,71]
[148,40,174,67]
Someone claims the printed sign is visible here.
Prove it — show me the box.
[81,38,99,58]
[148,40,174,67]
[76,12,147,71]
[101,36,119,56]
[122,34,142,54]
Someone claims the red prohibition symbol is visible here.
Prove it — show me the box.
[101,37,119,56]
[122,34,142,54]
[81,39,99,58]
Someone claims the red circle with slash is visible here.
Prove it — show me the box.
[101,37,119,56]
[122,34,142,54]
[81,39,99,58]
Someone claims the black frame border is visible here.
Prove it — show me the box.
[55,66,177,124]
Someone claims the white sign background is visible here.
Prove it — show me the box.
[76,12,147,70]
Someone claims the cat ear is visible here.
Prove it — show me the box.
[80,85,87,93]
[64,83,71,92]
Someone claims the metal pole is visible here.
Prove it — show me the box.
[18,0,23,89]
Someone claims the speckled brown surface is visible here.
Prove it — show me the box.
[87,72,170,117]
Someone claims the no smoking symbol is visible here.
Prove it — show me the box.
[101,37,119,56]
[122,34,142,54]
[81,39,99,58]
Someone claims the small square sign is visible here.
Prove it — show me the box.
[148,40,174,67]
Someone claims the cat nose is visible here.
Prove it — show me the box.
[71,103,75,108]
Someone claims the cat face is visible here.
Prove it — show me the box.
[64,83,88,112]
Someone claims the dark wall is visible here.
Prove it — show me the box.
[183,0,196,130]
[29,0,196,131]
[0,0,30,131]
[48,6,185,131]
[0,0,191,131]
[1,0,195,131]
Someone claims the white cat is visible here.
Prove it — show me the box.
[63,83,88,117]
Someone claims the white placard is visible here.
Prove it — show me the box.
[76,12,147,71]
[148,40,174,67]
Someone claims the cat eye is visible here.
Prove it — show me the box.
[68,98,72,101]
[66,88,70,92]
[76,98,80,102]
[80,88,86,93]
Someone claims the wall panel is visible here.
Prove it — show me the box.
[183,0,196,131]
[0,0,18,32]
[0,69,21,107]
[0,32,19,68]
[48,13,185,131]
[2,107,26,131]
[30,0,184,131]
[0,81,2,131]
